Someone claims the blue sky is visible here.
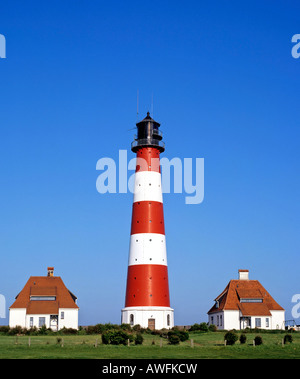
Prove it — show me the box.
[0,0,299,326]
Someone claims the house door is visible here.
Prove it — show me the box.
[50,315,58,331]
[148,318,155,330]
[240,317,251,329]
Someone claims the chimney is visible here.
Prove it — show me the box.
[238,269,249,280]
[47,267,54,277]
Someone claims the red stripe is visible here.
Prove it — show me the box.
[131,201,165,235]
[136,147,161,173]
[125,265,170,307]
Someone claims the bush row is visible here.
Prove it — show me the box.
[189,323,217,332]
[0,325,79,336]
[224,330,294,345]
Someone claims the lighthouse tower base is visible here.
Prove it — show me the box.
[121,306,174,330]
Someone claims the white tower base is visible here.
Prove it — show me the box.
[121,306,174,330]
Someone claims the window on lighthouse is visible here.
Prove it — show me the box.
[130,314,134,326]
[167,314,170,326]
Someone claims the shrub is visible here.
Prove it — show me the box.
[239,334,247,344]
[159,328,169,338]
[93,324,106,334]
[189,323,200,331]
[110,331,130,345]
[86,325,97,335]
[284,334,293,344]
[0,326,9,334]
[168,334,180,345]
[135,333,144,345]
[102,330,131,345]
[87,324,118,334]
[208,324,217,332]
[101,331,112,345]
[38,325,50,335]
[177,330,189,342]
[199,322,209,332]
[61,327,78,335]
[8,326,23,335]
[120,323,132,331]
[103,323,120,331]
[180,331,189,341]
[224,330,238,345]
[132,324,141,332]
[27,327,38,335]
[189,322,208,332]
[167,330,189,342]
[254,335,263,345]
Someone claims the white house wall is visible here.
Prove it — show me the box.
[26,314,51,329]
[59,308,79,330]
[208,312,225,329]
[9,309,26,328]
[9,308,78,330]
[223,310,240,330]
[208,310,285,330]
[270,310,285,330]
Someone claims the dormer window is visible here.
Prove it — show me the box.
[30,296,56,301]
[240,298,263,303]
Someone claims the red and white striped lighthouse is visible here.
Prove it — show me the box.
[121,112,174,330]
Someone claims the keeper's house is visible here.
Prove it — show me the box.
[9,267,79,330]
[208,270,285,330]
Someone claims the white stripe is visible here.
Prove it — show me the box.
[128,233,167,266]
[133,171,163,203]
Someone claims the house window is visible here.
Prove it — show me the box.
[130,314,134,326]
[30,296,56,301]
[240,298,263,303]
[255,318,261,328]
[210,316,213,324]
[167,314,170,326]
[220,315,222,326]
[30,317,34,327]
[217,315,219,326]
[61,311,65,320]
[39,317,46,327]
[266,318,269,328]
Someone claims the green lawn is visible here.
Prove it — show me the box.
[0,331,300,359]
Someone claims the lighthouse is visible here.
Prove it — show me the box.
[121,112,174,330]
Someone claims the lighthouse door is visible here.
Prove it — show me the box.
[148,318,155,330]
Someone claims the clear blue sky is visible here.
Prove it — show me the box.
[0,0,299,326]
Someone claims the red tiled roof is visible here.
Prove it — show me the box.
[10,276,79,314]
[238,302,271,316]
[27,301,59,315]
[208,279,284,315]
[30,286,57,296]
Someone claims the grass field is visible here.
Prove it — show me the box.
[0,331,300,359]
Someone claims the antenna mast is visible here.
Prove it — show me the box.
[137,89,139,123]
[151,92,154,118]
